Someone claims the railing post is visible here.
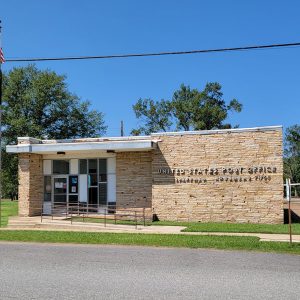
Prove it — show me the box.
[287,178,292,244]
[104,207,106,227]
[143,208,145,227]
[135,211,137,229]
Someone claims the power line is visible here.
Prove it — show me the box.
[5,42,300,63]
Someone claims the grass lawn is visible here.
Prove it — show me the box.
[72,217,300,235]
[0,201,300,254]
[153,221,300,235]
[2,201,300,235]
[0,230,299,255]
[0,200,18,227]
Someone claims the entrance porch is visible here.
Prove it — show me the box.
[7,136,156,217]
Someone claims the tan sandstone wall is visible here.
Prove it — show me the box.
[152,129,283,224]
[116,151,152,209]
[18,153,43,216]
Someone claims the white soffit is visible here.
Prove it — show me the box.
[6,140,156,154]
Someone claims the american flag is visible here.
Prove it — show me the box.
[0,47,4,63]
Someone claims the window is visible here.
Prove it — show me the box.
[98,159,107,205]
[99,159,107,182]
[53,160,69,174]
[69,175,79,204]
[99,182,107,205]
[88,159,98,206]
[88,174,98,186]
[69,176,78,194]
[79,159,87,174]
[44,176,51,202]
[88,159,97,174]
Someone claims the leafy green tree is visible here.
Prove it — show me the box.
[131,98,172,135]
[1,151,18,200]
[189,82,242,130]
[131,82,242,134]
[1,65,107,199]
[284,125,300,192]
[2,65,106,142]
[171,84,199,131]
[284,125,300,157]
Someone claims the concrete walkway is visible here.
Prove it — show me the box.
[3,216,300,243]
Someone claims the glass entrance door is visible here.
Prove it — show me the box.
[53,176,68,204]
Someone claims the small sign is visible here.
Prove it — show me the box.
[55,182,63,188]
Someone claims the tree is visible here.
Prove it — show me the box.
[284,125,300,158]
[131,98,172,135]
[171,84,199,131]
[284,125,300,192]
[2,65,106,142]
[2,65,107,199]
[131,82,242,134]
[1,151,18,200]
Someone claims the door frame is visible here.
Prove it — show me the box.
[52,175,68,205]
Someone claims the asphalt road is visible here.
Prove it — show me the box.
[0,242,299,300]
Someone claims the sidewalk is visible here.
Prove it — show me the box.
[3,216,300,243]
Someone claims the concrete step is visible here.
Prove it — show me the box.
[6,218,150,231]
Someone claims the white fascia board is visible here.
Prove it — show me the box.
[6,140,156,154]
[6,145,32,153]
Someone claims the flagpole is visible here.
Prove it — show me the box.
[0,20,3,227]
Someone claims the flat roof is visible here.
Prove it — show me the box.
[151,125,282,136]
[6,140,157,154]
[6,125,282,154]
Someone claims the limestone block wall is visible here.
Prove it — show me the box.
[116,151,152,209]
[18,153,43,216]
[152,128,283,224]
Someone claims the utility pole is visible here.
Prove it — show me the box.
[121,120,124,136]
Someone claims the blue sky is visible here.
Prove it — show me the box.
[1,0,300,136]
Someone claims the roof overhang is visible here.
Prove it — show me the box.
[6,140,156,154]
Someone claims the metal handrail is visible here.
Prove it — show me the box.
[41,202,151,228]
[283,182,300,200]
